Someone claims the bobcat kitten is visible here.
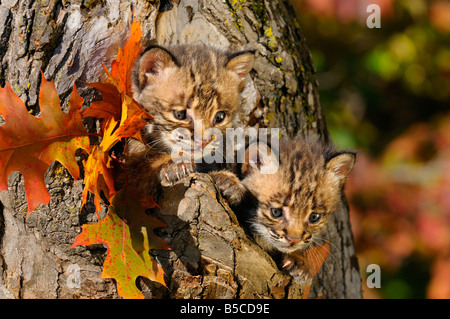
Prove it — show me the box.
[211,137,356,284]
[123,44,254,194]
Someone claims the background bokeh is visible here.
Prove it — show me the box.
[289,0,450,298]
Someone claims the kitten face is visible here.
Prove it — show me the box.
[242,139,355,253]
[131,44,254,159]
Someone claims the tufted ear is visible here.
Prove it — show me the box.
[226,50,255,86]
[132,46,179,92]
[325,151,356,186]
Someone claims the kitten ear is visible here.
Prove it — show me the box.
[133,46,178,92]
[326,151,356,186]
[242,142,279,175]
[226,50,255,83]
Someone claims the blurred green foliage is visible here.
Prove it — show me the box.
[292,0,450,154]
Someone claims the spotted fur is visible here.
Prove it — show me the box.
[211,137,356,284]
[132,44,254,153]
[122,44,254,194]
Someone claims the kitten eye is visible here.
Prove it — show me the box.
[309,213,322,224]
[173,110,187,120]
[214,111,226,124]
[270,207,283,218]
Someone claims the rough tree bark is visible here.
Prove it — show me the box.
[0,0,362,299]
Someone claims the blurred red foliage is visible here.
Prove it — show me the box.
[303,0,393,22]
[301,0,450,34]
[346,115,450,298]
[430,1,450,33]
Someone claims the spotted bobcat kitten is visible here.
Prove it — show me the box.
[211,138,356,284]
[123,44,254,195]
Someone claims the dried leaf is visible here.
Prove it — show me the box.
[108,19,143,95]
[80,19,150,213]
[0,74,89,214]
[81,144,116,217]
[76,19,169,299]
[81,95,151,215]
[302,241,331,299]
[81,82,122,121]
[73,186,168,299]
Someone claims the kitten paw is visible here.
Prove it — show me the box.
[160,161,195,186]
[281,254,313,286]
[209,171,245,206]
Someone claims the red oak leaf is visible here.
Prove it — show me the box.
[80,19,151,214]
[73,186,169,299]
[109,19,143,95]
[0,73,89,214]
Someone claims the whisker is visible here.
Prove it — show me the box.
[311,238,338,266]
[309,245,322,274]
[310,244,331,274]
[313,236,339,256]
[147,138,165,147]
[146,140,168,152]
[313,236,340,256]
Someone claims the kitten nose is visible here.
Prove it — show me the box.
[286,235,301,245]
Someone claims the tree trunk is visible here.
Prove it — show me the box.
[0,0,362,299]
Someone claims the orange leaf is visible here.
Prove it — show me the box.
[99,94,150,152]
[305,241,331,277]
[81,114,120,215]
[82,82,151,141]
[81,97,150,216]
[108,19,143,95]
[81,82,122,121]
[77,19,167,298]
[73,186,169,299]
[81,19,144,123]
[114,93,152,142]
[81,144,116,217]
[80,19,149,215]
[0,73,89,214]
[302,241,331,299]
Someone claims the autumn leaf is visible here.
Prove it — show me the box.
[80,19,150,214]
[82,81,151,142]
[80,114,121,217]
[81,144,116,217]
[81,19,145,126]
[0,73,90,214]
[97,93,151,152]
[81,94,151,215]
[73,186,169,299]
[81,19,145,116]
[76,18,169,299]
[114,94,152,143]
[81,82,122,122]
[305,241,331,277]
[302,241,331,299]
[108,19,143,95]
